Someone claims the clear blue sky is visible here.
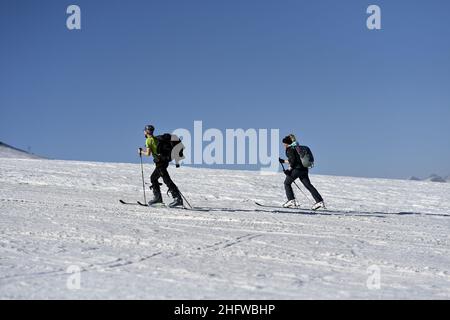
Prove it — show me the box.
[1,0,449,179]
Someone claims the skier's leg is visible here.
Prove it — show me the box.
[157,162,177,191]
[284,169,301,201]
[299,172,323,203]
[158,163,183,207]
[284,175,296,201]
[149,167,163,204]
[150,167,162,191]
[283,170,302,207]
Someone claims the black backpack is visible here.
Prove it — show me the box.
[155,134,185,166]
[294,145,315,168]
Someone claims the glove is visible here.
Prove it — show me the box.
[175,164,180,168]
[138,147,143,155]
[283,169,291,176]
[279,158,285,164]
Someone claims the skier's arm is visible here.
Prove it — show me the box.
[138,147,152,157]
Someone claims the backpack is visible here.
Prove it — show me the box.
[294,145,315,168]
[155,133,185,166]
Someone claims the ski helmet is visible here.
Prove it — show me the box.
[144,125,155,133]
[282,136,293,145]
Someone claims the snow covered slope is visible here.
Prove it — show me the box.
[0,158,449,299]
[0,142,42,159]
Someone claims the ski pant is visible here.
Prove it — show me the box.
[150,162,178,195]
[284,168,323,203]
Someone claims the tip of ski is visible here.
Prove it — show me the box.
[119,200,150,207]
[119,199,140,205]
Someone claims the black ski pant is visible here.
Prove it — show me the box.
[284,168,323,203]
[150,162,178,195]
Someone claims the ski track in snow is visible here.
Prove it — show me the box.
[0,158,450,299]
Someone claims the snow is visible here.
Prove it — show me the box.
[1,158,450,299]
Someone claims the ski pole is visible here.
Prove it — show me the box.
[281,163,313,204]
[139,150,147,204]
[178,189,193,209]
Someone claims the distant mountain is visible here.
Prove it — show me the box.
[408,174,448,183]
[424,174,446,183]
[0,141,43,159]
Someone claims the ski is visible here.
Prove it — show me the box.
[254,201,340,214]
[183,207,211,212]
[119,200,141,206]
[138,201,211,212]
[255,201,310,210]
[254,201,381,215]
[254,202,318,214]
[137,201,149,207]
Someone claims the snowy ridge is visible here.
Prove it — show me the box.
[0,142,43,159]
[0,158,450,299]
[424,174,447,183]
[409,174,448,183]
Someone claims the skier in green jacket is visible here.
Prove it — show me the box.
[138,125,183,208]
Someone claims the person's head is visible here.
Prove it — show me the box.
[144,125,155,137]
[282,135,293,148]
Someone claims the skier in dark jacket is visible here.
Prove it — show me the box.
[138,125,183,208]
[279,135,325,210]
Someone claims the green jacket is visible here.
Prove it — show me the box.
[145,136,158,156]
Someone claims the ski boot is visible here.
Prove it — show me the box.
[168,188,183,208]
[311,201,325,211]
[148,184,163,206]
[282,199,298,208]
